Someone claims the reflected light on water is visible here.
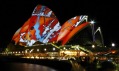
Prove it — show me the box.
[1,62,57,71]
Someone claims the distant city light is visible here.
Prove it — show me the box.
[92,45,95,48]
[44,48,47,51]
[112,43,115,47]
[37,49,39,52]
[53,48,55,51]
[90,20,95,24]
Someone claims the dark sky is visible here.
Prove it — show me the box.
[0,0,119,48]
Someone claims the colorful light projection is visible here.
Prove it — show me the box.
[57,15,89,45]
[61,22,90,45]
[12,5,61,46]
[12,4,91,46]
[57,16,88,41]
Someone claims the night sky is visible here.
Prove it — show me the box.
[1,0,119,48]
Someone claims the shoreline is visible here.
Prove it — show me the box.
[0,56,72,71]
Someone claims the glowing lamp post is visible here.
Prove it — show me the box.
[90,20,95,24]
[92,44,95,48]
[111,43,115,47]
[44,48,47,51]
[90,20,95,42]
[53,48,55,51]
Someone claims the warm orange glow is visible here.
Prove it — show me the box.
[111,50,116,54]
[57,16,80,41]
[62,22,89,45]
[12,28,21,40]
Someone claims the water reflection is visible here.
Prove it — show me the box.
[1,62,57,71]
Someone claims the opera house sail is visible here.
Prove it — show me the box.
[11,4,91,47]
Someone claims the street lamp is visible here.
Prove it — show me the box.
[111,43,115,47]
[44,48,47,51]
[53,48,55,51]
[90,20,95,43]
[92,44,95,48]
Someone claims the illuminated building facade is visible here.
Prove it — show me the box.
[12,4,90,46]
[5,4,104,59]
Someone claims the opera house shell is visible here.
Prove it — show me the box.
[6,4,96,55]
[4,4,108,60]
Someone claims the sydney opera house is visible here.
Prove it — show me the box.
[5,4,104,59]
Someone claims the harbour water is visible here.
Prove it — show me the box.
[0,62,57,71]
